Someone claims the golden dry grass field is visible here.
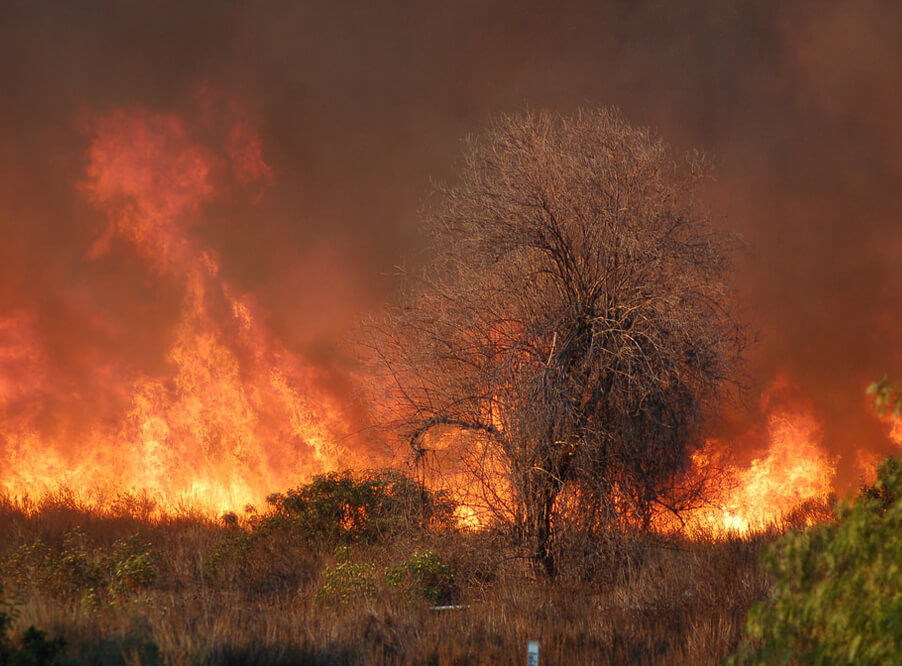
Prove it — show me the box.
[0,478,800,666]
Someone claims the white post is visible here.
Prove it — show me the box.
[527,640,540,666]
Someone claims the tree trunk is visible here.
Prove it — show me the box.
[525,474,559,578]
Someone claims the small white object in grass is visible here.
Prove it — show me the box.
[527,640,539,666]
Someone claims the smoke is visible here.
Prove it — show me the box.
[2,0,901,500]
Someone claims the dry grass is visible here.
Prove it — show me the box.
[0,492,778,665]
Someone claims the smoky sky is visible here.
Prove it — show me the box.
[2,0,902,489]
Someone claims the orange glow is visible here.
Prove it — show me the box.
[888,417,902,447]
[0,106,883,535]
[683,385,837,535]
[0,105,361,517]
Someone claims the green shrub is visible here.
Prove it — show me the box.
[8,627,65,666]
[263,469,456,544]
[205,529,257,576]
[385,550,456,605]
[108,535,158,596]
[314,547,378,607]
[314,547,457,608]
[867,375,902,418]
[3,529,103,600]
[206,470,455,587]
[729,455,902,665]
[1,529,158,610]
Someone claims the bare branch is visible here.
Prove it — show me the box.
[360,108,748,577]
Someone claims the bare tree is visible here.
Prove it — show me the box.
[364,108,747,576]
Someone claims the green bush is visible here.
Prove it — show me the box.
[109,535,158,596]
[867,375,902,418]
[3,529,103,601]
[1,529,158,610]
[314,546,378,607]
[8,627,65,666]
[314,547,457,608]
[205,529,257,576]
[263,469,456,544]
[206,470,455,586]
[385,550,456,605]
[729,455,902,665]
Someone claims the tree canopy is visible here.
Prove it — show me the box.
[365,108,747,575]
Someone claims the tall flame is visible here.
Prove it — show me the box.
[0,104,363,516]
[0,103,885,532]
[685,380,837,534]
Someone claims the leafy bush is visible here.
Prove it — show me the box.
[314,546,378,607]
[385,550,456,605]
[205,529,257,576]
[7,627,65,666]
[729,455,902,665]
[206,469,455,589]
[3,529,103,601]
[204,515,322,594]
[263,469,456,544]
[1,529,158,610]
[108,535,158,596]
[314,547,457,608]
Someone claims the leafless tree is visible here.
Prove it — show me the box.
[363,108,747,576]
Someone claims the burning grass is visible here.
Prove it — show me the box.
[0,479,814,666]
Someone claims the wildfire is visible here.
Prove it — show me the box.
[0,102,361,517]
[0,101,883,534]
[684,382,837,535]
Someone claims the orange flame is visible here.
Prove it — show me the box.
[0,104,363,516]
[684,382,837,535]
[0,104,873,535]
